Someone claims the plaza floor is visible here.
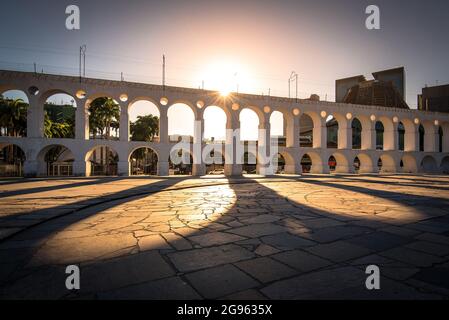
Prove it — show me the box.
[1,174,449,299]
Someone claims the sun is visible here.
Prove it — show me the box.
[198,60,251,96]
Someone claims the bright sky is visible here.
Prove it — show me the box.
[1,0,449,140]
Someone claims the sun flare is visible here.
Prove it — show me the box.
[198,60,252,95]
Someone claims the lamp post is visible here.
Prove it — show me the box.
[288,71,298,102]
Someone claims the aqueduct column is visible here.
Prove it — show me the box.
[285,115,299,148]
[313,116,327,149]
[361,120,376,150]
[404,123,419,152]
[119,103,130,142]
[224,111,242,176]
[424,124,438,153]
[192,116,206,176]
[257,116,272,175]
[27,95,44,138]
[384,121,399,151]
[75,99,89,140]
[338,118,352,150]
[159,106,168,144]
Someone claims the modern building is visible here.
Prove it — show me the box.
[336,67,408,109]
[418,84,449,113]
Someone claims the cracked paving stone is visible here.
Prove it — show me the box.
[260,232,316,250]
[271,250,333,273]
[305,241,373,263]
[187,232,245,247]
[228,223,287,238]
[81,250,175,293]
[98,276,201,300]
[185,264,259,299]
[345,231,412,251]
[167,244,255,272]
[235,257,297,283]
[379,247,443,267]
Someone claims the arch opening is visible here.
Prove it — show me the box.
[0,144,25,177]
[169,149,193,175]
[204,106,227,143]
[419,124,425,152]
[86,146,118,176]
[240,108,259,142]
[272,153,286,174]
[353,156,360,173]
[88,97,121,140]
[326,115,338,149]
[375,121,384,150]
[299,114,313,147]
[39,145,74,176]
[242,151,257,174]
[270,111,285,147]
[328,155,337,172]
[421,155,437,173]
[44,93,76,139]
[205,150,225,175]
[351,118,362,150]
[130,147,158,176]
[398,122,405,151]
[129,100,160,142]
[168,103,194,142]
[0,90,29,137]
[441,156,449,174]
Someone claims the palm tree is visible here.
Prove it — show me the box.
[0,98,28,137]
[88,98,120,174]
[130,114,159,142]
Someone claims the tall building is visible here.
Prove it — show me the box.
[418,84,449,113]
[335,67,409,109]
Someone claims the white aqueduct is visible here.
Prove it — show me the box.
[1,70,449,177]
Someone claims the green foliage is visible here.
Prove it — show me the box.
[130,114,159,142]
[0,97,28,137]
[89,97,120,140]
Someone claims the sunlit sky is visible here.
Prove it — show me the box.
[1,0,449,140]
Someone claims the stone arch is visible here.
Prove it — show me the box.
[128,99,160,142]
[355,153,376,173]
[238,105,265,124]
[129,146,159,176]
[351,117,362,149]
[378,154,397,173]
[299,112,316,147]
[0,89,29,137]
[203,105,227,143]
[378,116,394,150]
[328,152,351,173]
[86,95,121,140]
[398,122,405,151]
[169,148,193,175]
[43,92,77,139]
[239,108,260,141]
[36,144,75,176]
[420,155,438,173]
[205,149,225,175]
[167,103,195,141]
[375,121,385,150]
[326,113,345,149]
[401,154,418,173]
[278,150,296,174]
[419,124,425,152]
[301,152,323,174]
[0,143,26,177]
[85,145,119,176]
[441,156,449,174]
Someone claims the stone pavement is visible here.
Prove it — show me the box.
[1,174,449,299]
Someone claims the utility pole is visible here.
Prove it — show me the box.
[288,71,298,102]
[33,63,37,74]
[79,45,87,82]
[162,54,166,90]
